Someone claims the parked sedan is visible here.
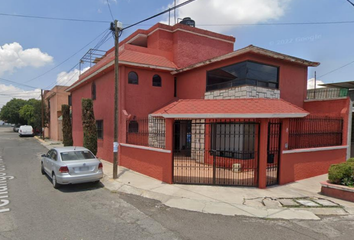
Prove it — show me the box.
[41,147,103,188]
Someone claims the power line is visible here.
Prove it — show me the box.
[44,63,80,90]
[196,20,354,26]
[24,28,109,84]
[318,60,354,78]
[0,12,109,23]
[122,0,197,30]
[0,77,38,89]
[347,0,354,7]
[106,0,115,21]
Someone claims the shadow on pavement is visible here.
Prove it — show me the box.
[43,174,105,193]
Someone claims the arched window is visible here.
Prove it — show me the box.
[128,71,138,85]
[91,82,96,100]
[128,121,139,133]
[152,74,162,87]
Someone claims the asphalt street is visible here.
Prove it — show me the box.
[1,126,354,240]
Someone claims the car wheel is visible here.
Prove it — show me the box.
[41,163,45,175]
[52,173,60,189]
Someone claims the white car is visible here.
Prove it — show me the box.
[19,125,33,137]
[41,147,103,188]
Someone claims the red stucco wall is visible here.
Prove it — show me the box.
[71,70,115,162]
[176,53,308,107]
[120,146,173,183]
[279,148,346,184]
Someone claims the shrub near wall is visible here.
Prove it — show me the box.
[62,104,73,146]
[328,161,354,186]
[81,99,97,155]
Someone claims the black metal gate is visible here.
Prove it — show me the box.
[173,120,259,187]
[267,121,281,186]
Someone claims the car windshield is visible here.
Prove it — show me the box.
[60,151,96,161]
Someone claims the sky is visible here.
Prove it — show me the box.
[0,0,353,108]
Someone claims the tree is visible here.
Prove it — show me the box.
[81,99,97,155]
[0,98,27,124]
[62,104,73,146]
[18,99,42,131]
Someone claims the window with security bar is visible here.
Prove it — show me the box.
[211,123,256,159]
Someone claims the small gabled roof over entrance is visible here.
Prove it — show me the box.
[151,98,309,119]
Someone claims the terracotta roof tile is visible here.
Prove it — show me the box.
[152,98,308,118]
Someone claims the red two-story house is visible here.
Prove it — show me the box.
[67,22,351,188]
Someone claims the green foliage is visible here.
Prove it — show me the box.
[0,98,27,124]
[62,104,73,146]
[347,158,354,163]
[328,163,354,185]
[0,98,44,132]
[81,99,97,155]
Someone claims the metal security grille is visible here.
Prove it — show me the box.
[173,119,260,187]
[289,116,343,149]
[267,121,281,186]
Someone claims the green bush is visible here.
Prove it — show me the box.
[328,163,354,184]
[81,99,97,155]
[62,104,73,146]
[347,158,354,163]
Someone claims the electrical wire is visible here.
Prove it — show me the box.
[24,28,109,84]
[318,60,354,78]
[44,63,80,90]
[122,0,196,30]
[347,0,354,7]
[0,12,109,23]
[106,0,115,21]
[0,77,38,89]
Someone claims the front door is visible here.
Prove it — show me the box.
[267,121,281,186]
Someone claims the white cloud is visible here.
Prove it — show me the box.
[0,42,53,76]
[307,78,325,89]
[0,83,41,108]
[164,0,291,32]
[56,67,90,86]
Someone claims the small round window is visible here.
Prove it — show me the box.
[152,74,161,87]
[128,71,138,85]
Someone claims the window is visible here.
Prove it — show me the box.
[152,74,162,87]
[96,120,103,139]
[206,61,279,92]
[61,151,96,161]
[68,95,72,106]
[211,123,256,159]
[50,150,58,161]
[128,71,138,84]
[91,82,96,100]
[128,120,139,133]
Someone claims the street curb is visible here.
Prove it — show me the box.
[100,175,324,220]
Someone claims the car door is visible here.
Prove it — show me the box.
[48,150,58,175]
[43,150,52,173]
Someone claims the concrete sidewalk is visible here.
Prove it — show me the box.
[101,160,354,220]
[35,137,354,220]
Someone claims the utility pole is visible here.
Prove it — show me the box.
[111,20,122,179]
[41,89,44,140]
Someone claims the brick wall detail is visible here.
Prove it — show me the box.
[204,86,280,100]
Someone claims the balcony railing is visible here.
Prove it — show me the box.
[307,88,348,100]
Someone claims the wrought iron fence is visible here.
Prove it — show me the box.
[288,116,343,149]
[307,88,348,100]
[126,117,165,149]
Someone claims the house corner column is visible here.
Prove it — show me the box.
[165,118,174,184]
[258,119,269,189]
[278,118,289,185]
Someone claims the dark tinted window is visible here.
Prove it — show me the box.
[206,61,278,91]
[152,74,162,87]
[128,71,138,84]
[60,151,96,161]
[96,120,103,139]
[128,121,139,133]
[91,82,96,100]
